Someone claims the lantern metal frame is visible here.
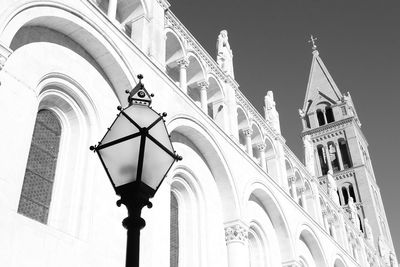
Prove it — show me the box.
[90,75,181,267]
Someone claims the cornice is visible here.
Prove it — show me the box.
[301,117,354,138]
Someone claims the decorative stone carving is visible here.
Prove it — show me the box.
[264,91,281,134]
[224,224,248,243]
[242,128,253,137]
[176,58,189,68]
[256,143,266,151]
[327,170,340,205]
[216,30,234,78]
[364,218,374,245]
[197,80,209,89]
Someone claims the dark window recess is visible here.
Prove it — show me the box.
[317,109,325,126]
[339,140,352,169]
[170,192,179,267]
[18,110,61,224]
[325,107,335,123]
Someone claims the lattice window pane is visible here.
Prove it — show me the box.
[18,110,61,224]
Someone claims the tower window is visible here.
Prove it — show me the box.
[349,184,356,202]
[342,186,349,205]
[316,109,325,126]
[325,106,335,123]
[317,145,328,175]
[18,110,61,224]
[338,139,352,169]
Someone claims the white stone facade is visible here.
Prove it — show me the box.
[0,1,397,267]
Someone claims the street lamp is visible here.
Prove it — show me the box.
[90,74,181,267]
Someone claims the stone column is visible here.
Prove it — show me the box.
[323,110,328,124]
[225,223,249,267]
[288,177,297,200]
[107,0,118,19]
[256,143,267,171]
[242,128,253,155]
[322,210,329,231]
[197,81,209,113]
[324,145,333,171]
[299,187,307,210]
[314,148,322,176]
[335,140,344,170]
[177,58,189,94]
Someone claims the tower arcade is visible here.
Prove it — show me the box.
[299,44,396,263]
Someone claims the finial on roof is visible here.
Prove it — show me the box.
[308,34,318,51]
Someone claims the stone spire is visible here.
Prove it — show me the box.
[216,30,234,78]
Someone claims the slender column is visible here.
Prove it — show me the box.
[256,143,267,170]
[335,141,344,170]
[197,81,209,113]
[107,0,118,19]
[242,128,253,155]
[323,110,328,124]
[225,223,249,267]
[322,210,329,231]
[177,58,189,94]
[288,177,297,200]
[314,148,322,176]
[299,187,307,210]
[324,145,333,171]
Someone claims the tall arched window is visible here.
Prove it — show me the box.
[18,110,61,224]
[338,139,352,169]
[325,106,335,123]
[349,184,356,202]
[170,192,179,267]
[316,109,325,126]
[342,186,349,205]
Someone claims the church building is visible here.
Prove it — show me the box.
[0,0,397,266]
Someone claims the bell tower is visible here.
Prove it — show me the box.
[299,37,397,264]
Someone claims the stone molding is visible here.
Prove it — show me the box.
[224,224,248,243]
[197,81,209,89]
[156,0,170,10]
[242,128,253,137]
[301,117,353,138]
[0,43,12,71]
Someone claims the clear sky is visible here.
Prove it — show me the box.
[170,0,400,256]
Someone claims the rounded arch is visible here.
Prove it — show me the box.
[250,122,263,159]
[333,255,347,267]
[296,224,328,267]
[167,115,240,221]
[243,181,294,261]
[236,105,250,149]
[206,74,225,120]
[1,2,136,104]
[186,52,206,87]
[165,28,185,84]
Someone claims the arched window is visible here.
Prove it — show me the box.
[18,110,61,224]
[316,109,325,126]
[342,186,349,205]
[349,184,356,202]
[328,142,340,171]
[337,190,342,206]
[338,139,352,169]
[317,145,328,175]
[170,192,179,267]
[358,215,364,232]
[325,106,335,123]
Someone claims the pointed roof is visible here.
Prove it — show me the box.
[302,49,343,112]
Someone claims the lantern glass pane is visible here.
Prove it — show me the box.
[98,136,141,187]
[101,113,139,145]
[124,104,160,129]
[142,137,175,190]
[148,119,174,153]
